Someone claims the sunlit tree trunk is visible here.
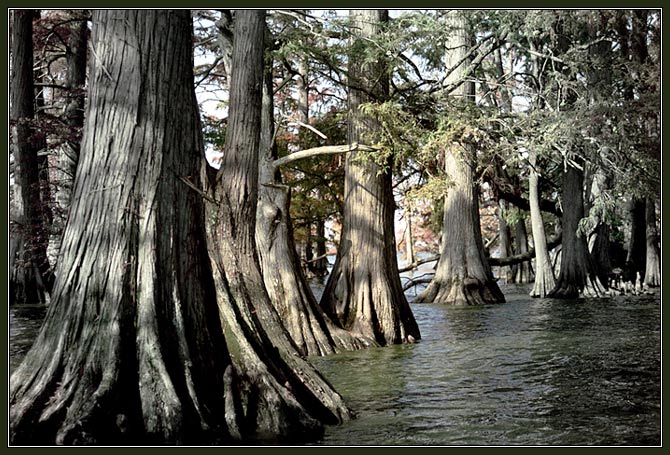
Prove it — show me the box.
[10,11,232,444]
[255,24,370,356]
[644,198,660,287]
[416,10,504,305]
[204,10,351,439]
[528,150,556,297]
[51,10,88,263]
[320,9,420,344]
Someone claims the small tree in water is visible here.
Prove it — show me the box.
[10,10,348,444]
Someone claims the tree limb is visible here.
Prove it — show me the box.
[498,189,562,217]
[398,255,439,273]
[488,233,562,266]
[272,143,377,170]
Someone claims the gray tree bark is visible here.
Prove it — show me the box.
[51,10,88,263]
[255,23,371,356]
[549,160,605,298]
[415,10,504,306]
[204,10,352,440]
[320,9,420,344]
[644,197,660,287]
[10,11,232,444]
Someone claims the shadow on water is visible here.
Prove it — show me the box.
[8,280,661,445]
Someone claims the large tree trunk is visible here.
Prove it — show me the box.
[415,10,504,306]
[549,161,605,298]
[10,10,54,304]
[255,25,370,356]
[644,197,660,287]
[319,10,420,345]
[416,145,505,305]
[587,170,612,289]
[204,10,351,440]
[528,150,556,297]
[10,11,233,444]
[51,10,88,264]
[624,197,646,284]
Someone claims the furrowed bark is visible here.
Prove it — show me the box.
[204,10,351,442]
[415,10,504,306]
[10,11,231,444]
[320,9,420,344]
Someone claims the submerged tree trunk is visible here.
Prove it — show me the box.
[644,197,660,287]
[255,25,370,356]
[496,199,514,283]
[587,170,612,289]
[513,214,532,283]
[625,197,646,284]
[320,9,420,345]
[416,145,505,305]
[10,10,54,304]
[10,11,232,444]
[415,10,504,306]
[548,161,605,298]
[204,10,351,440]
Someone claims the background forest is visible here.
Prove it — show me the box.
[8,9,661,445]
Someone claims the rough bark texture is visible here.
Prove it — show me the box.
[320,9,420,345]
[416,147,505,305]
[204,10,351,441]
[255,26,371,356]
[644,198,660,287]
[548,162,605,298]
[10,11,232,444]
[10,10,54,304]
[51,10,88,263]
[415,10,504,306]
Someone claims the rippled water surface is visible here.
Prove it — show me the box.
[9,285,661,446]
[310,286,661,446]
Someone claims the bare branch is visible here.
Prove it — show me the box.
[272,142,377,170]
[398,255,439,273]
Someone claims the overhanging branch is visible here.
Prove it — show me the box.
[272,142,377,170]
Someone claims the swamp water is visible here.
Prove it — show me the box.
[9,284,661,445]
